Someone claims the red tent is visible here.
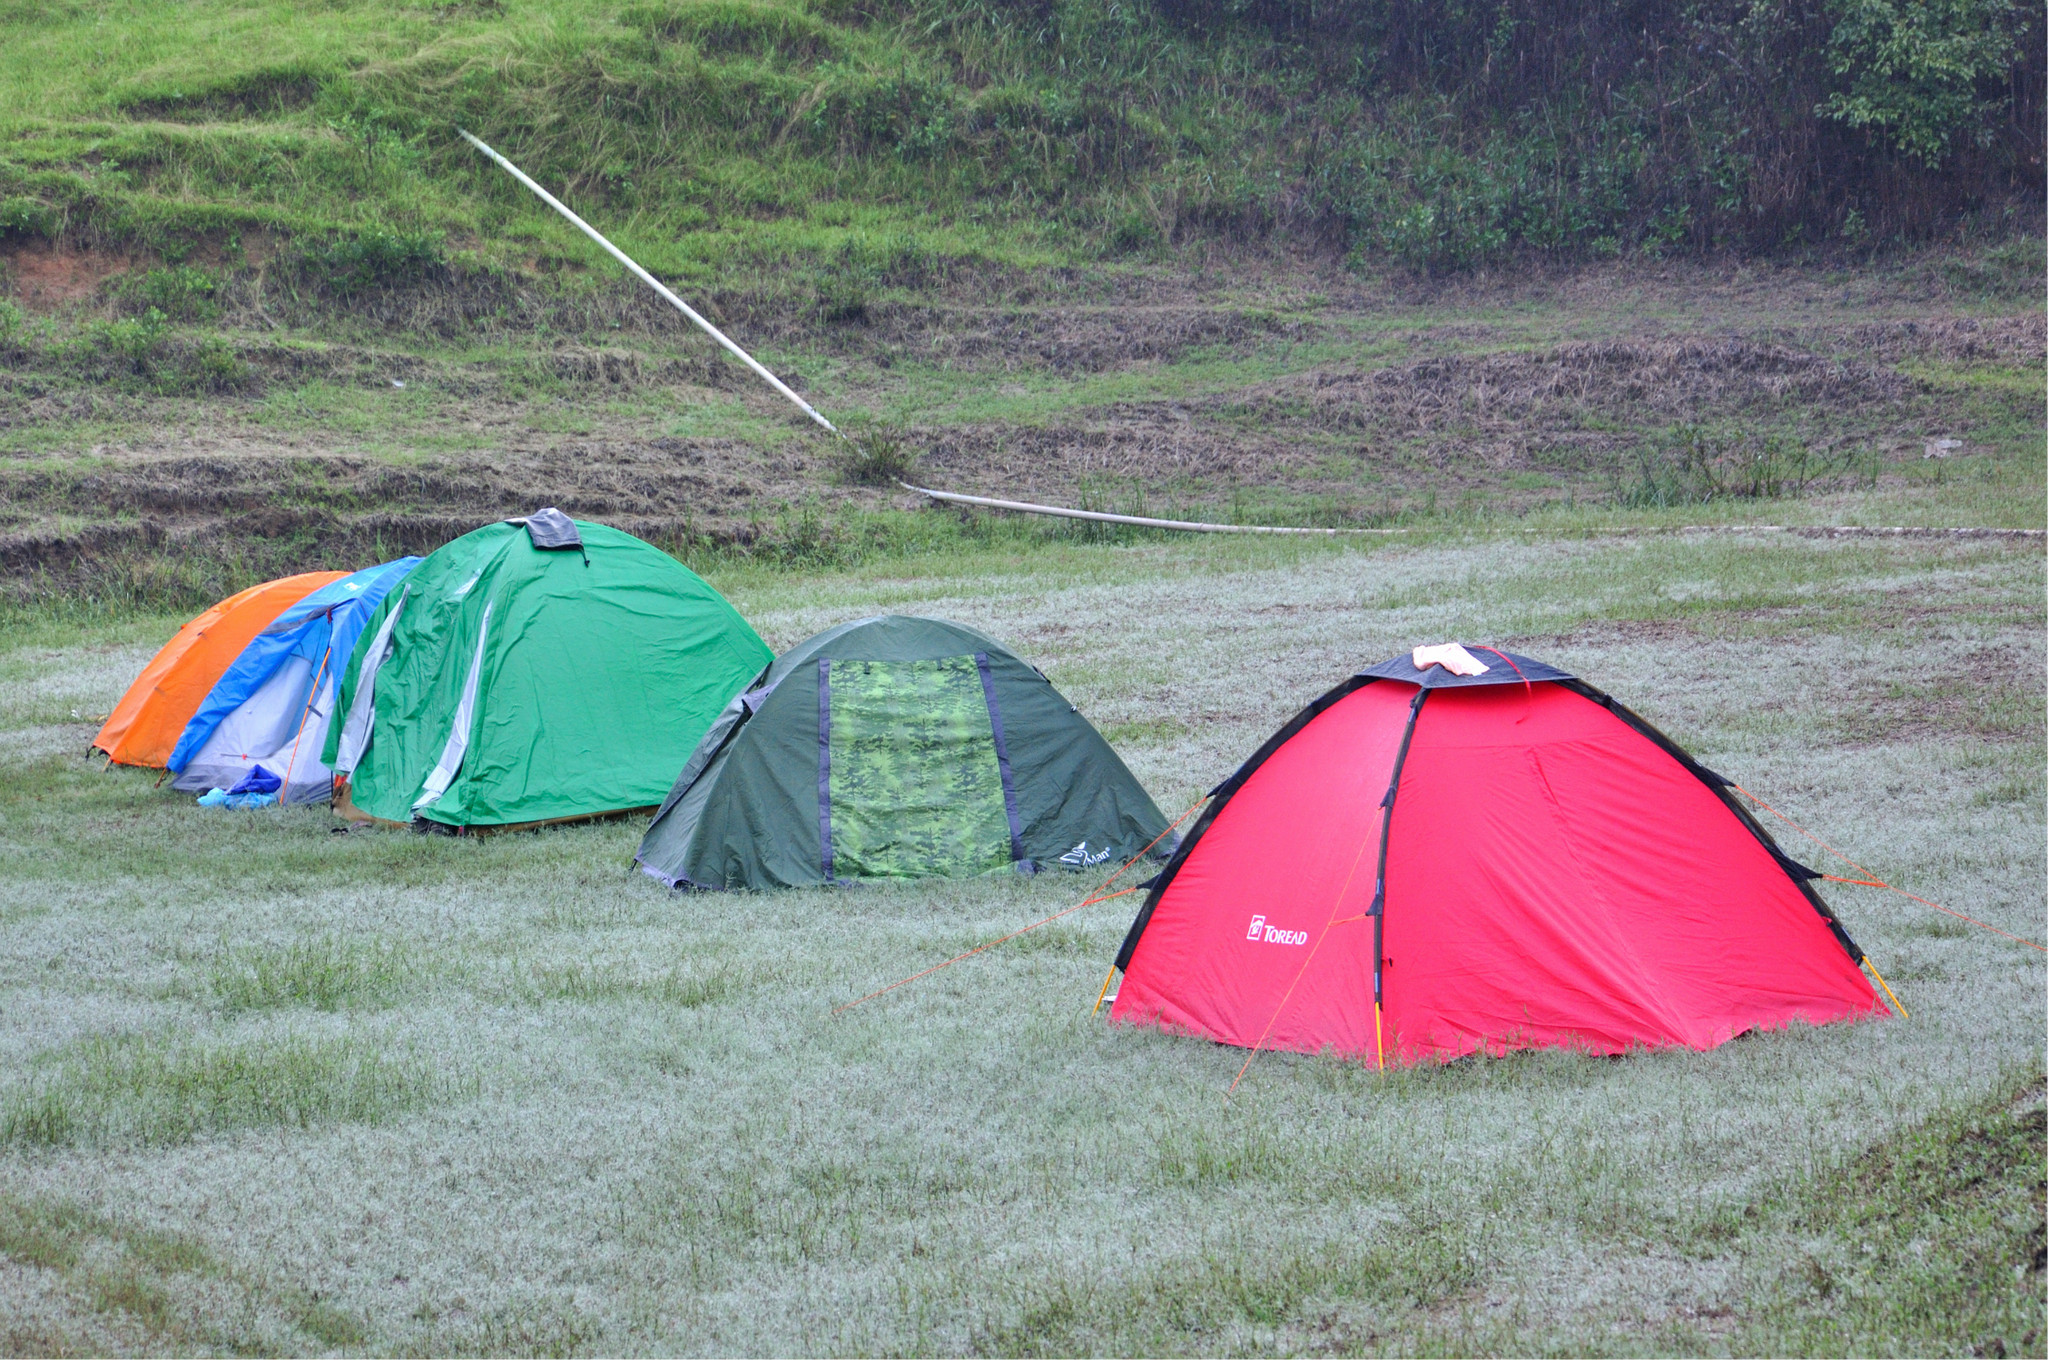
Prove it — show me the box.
[1108,646,1886,1065]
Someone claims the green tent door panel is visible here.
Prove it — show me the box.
[824,656,1014,879]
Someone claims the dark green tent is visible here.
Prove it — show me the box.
[635,615,1172,888]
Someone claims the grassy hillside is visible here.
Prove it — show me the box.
[0,2,2040,608]
[0,0,2039,297]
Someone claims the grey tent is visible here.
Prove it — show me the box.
[635,615,1172,888]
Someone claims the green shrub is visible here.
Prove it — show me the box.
[1820,0,2030,166]
[0,195,59,241]
[167,336,251,394]
[51,308,250,394]
[120,265,221,321]
[291,228,445,296]
[81,308,172,369]
[802,66,957,159]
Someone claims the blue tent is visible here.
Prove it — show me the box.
[168,558,419,802]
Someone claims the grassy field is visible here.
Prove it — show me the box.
[1,0,2041,615]
[1,1,2041,1350]
[0,526,2041,1354]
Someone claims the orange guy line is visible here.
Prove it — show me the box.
[1735,784,2044,954]
[1228,815,1380,1097]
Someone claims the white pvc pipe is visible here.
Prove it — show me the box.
[898,482,1395,534]
[450,132,2048,548]
[458,128,839,436]
[900,483,2045,540]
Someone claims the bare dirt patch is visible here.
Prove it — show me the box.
[825,299,1317,371]
[1830,644,2045,745]
[1823,315,2047,368]
[1216,339,1913,462]
[2,243,133,312]
[907,333,1948,504]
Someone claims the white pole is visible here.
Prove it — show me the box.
[457,128,839,436]
[898,482,1394,535]
[454,134,2048,548]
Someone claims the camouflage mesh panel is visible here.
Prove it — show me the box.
[828,657,1011,879]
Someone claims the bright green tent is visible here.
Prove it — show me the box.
[634,615,1173,888]
[324,511,771,829]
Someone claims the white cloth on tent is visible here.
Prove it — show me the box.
[413,602,491,814]
[1411,643,1491,677]
[334,586,407,775]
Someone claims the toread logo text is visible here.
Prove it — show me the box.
[1246,914,1307,946]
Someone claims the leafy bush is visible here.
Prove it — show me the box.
[291,229,445,297]
[51,308,250,394]
[1820,0,2028,165]
[80,308,172,369]
[172,337,251,394]
[120,265,220,321]
[0,195,58,241]
[804,67,957,159]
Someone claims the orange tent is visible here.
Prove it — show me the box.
[93,571,349,769]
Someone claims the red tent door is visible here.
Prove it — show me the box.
[1110,680,1415,1055]
[1378,684,1880,1061]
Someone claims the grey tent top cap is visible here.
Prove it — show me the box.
[1355,646,1575,688]
[506,507,582,550]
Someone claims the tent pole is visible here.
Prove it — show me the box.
[280,644,334,801]
[1092,964,1118,1015]
[1862,957,1908,1018]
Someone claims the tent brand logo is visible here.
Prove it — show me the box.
[1246,915,1307,945]
[1059,840,1113,867]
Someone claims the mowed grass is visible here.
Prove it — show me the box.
[0,530,2042,1354]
